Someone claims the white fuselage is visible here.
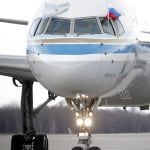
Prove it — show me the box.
[27,36,136,98]
[27,0,144,103]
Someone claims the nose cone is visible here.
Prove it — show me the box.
[35,60,103,97]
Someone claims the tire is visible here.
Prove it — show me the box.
[72,146,83,150]
[11,135,24,150]
[34,134,48,150]
[89,146,101,150]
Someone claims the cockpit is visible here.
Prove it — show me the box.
[29,17,124,37]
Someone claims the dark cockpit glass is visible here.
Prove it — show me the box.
[100,18,115,35]
[35,18,49,35]
[46,18,70,35]
[74,18,101,34]
[29,17,124,37]
[29,18,41,36]
[112,19,124,35]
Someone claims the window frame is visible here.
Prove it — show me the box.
[111,19,125,36]
[70,18,75,34]
[35,17,50,36]
[96,17,104,34]
[29,18,42,37]
[99,17,116,36]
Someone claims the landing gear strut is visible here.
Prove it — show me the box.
[67,95,101,150]
[11,80,57,150]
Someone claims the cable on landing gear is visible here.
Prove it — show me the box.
[12,78,23,87]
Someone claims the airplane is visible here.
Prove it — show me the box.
[0,0,150,150]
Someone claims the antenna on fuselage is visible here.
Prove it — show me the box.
[106,0,109,20]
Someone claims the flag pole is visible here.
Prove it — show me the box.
[106,0,110,32]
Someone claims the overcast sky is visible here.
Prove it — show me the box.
[0,0,150,108]
[0,0,65,107]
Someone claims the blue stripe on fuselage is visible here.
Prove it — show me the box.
[27,44,137,55]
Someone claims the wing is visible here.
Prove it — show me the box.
[0,55,36,81]
[0,19,35,81]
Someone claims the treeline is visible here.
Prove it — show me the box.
[0,106,150,134]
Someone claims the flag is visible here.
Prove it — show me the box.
[106,8,121,20]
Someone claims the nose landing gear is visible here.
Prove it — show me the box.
[67,95,101,150]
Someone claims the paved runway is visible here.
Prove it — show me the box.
[0,133,150,150]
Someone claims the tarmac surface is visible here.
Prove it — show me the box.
[0,133,150,150]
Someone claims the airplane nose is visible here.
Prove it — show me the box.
[28,42,136,98]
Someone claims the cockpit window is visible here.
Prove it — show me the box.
[112,19,124,35]
[35,18,49,35]
[100,18,115,35]
[29,18,41,37]
[46,18,70,35]
[74,18,101,34]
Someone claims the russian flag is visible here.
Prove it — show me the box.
[106,8,121,20]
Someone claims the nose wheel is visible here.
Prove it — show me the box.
[78,129,91,150]
[89,147,101,150]
[72,146,84,150]
[72,146,101,150]
[76,129,101,150]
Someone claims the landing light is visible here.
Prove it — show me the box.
[81,94,89,99]
[76,118,84,126]
[85,118,92,127]
[81,94,86,98]
[76,112,80,117]
[76,94,80,99]
[88,112,93,117]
